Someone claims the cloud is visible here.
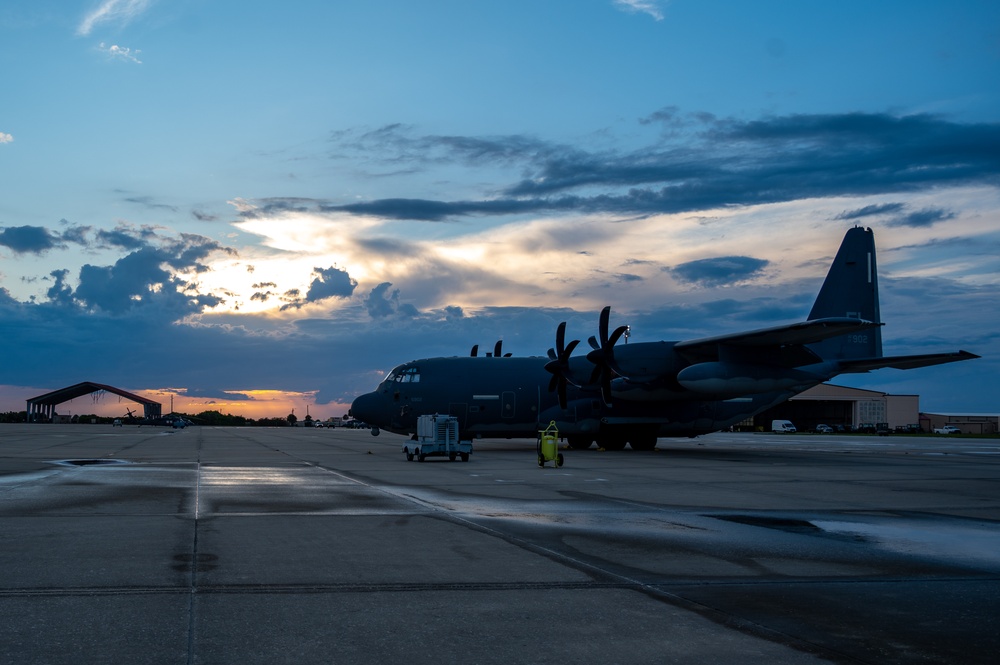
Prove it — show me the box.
[836,203,907,220]
[835,202,957,228]
[34,233,234,316]
[78,0,153,36]
[320,113,1000,223]
[612,0,668,21]
[670,256,770,287]
[885,207,956,228]
[0,226,61,254]
[0,132,12,144]
[363,282,419,319]
[305,267,358,302]
[98,42,142,64]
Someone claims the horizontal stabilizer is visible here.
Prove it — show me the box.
[837,350,980,373]
[676,318,882,362]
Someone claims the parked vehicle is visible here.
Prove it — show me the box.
[813,424,833,433]
[933,425,961,434]
[771,420,797,433]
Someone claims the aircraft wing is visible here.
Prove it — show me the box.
[835,350,980,373]
[675,317,881,362]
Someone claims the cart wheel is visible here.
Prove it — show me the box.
[460,453,469,462]
[556,453,564,468]
[537,454,545,467]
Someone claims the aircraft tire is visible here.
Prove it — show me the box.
[460,453,469,462]
[406,451,414,462]
[629,433,658,451]
[597,435,627,451]
[566,436,593,450]
[449,452,457,461]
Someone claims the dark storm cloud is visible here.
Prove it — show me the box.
[45,269,75,306]
[363,282,419,319]
[95,226,151,250]
[669,256,770,287]
[305,266,357,302]
[0,226,61,254]
[316,112,1000,223]
[40,233,234,316]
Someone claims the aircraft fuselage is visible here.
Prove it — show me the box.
[349,349,825,448]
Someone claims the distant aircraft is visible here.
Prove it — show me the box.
[350,227,978,449]
[139,414,191,428]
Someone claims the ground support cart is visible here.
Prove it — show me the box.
[403,414,473,462]
[537,420,564,467]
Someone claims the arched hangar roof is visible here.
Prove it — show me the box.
[26,382,162,419]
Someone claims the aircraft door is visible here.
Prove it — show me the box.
[448,403,468,433]
[502,391,515,419]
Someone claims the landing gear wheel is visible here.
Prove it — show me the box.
[598,436,627,451]
[418,452,426,462]
[449,452,457,461]
[460,453,470,462]
[567,436,593,450]
[630,434,658,451]
[405,451,414,462]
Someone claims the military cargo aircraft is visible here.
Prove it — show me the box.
[350,227,977,449]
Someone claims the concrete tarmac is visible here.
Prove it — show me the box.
[1,424,998,664]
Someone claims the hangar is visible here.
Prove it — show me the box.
[26,382,162,423]
[749,383,919,432]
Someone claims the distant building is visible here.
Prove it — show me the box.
[748,383,920,432]
[920,413,998,435]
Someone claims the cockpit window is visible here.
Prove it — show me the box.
[394,366,420,383]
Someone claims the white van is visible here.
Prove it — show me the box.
[771,420,797,433]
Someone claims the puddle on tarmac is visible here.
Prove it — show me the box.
[810,518,1000,568]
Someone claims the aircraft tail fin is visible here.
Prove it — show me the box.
[807,226,883,360]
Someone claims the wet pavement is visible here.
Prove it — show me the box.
[0,424,997,664]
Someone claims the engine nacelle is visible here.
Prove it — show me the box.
[676,362,821,397]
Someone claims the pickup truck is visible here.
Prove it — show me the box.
[933,425,961,434]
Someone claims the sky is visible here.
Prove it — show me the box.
[1,0,998,420]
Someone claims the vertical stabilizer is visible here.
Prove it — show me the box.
[807,227,883,359]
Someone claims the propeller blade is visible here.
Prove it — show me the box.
[494,340,503,358]
[470,345,479,357]
[544,320,581,410]
[585,306,628,407]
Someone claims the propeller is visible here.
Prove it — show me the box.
[586,306,628,406]
[543,321,580,409]
[487,340,512,357]
[473,340,512,357]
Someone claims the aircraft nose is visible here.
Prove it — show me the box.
[350,392,383,427]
